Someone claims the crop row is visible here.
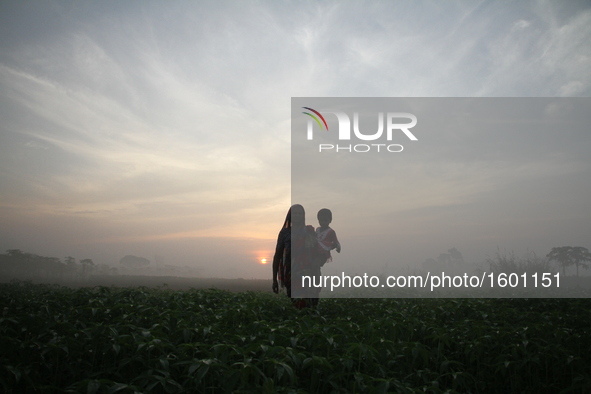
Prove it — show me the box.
[1,281,590,393]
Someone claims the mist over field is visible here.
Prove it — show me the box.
[1,1,590,283]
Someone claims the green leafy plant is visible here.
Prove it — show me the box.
[0,282,589,393]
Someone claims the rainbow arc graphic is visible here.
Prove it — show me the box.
[302,107,328,131]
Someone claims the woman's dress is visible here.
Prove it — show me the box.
[273,224,322,308]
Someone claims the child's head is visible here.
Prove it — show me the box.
[317,208,332,227]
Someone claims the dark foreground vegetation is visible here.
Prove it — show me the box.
[1,282,590,393]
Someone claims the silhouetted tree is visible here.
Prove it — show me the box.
[448,247,464,264]
[437,247,464,266]
[80,258,95,278]
[547,246,591,276]
[64,256,78,277]
[119,255,150,268]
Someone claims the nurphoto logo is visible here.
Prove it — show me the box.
[302,107,418,153]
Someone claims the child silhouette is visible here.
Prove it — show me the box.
[316,208,341,267]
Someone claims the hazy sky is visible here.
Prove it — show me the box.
[0,1,590,278]
[292,98,590,280]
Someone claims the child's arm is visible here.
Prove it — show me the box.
[331,230,341,253]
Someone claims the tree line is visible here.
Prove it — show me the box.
[425,246,591,276]
[0,249,116,280]
[1,246,589,282]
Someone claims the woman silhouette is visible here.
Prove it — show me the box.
[272,204,321,308]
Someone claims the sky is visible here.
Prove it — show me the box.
[0,1,590,279]
[292,98,590,282]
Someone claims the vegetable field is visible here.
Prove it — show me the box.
[1,282,590,393]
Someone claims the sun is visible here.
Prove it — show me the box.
[260,258,268,264]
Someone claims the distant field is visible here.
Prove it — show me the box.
[83,274,274,292]
[1,281,590,393]
[0,274,274,292]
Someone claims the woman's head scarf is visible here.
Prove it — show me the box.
[282,204,305,229]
